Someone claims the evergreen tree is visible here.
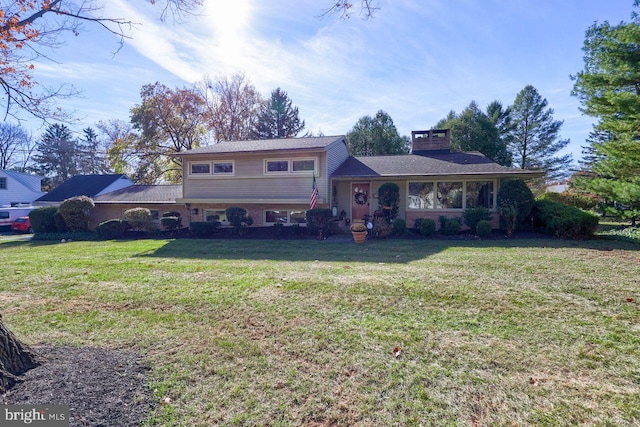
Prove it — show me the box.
[506,85,572,183]
[251,88,305,139]
[31,124,79,188]
[346,110,409,156]
[571,10,640,224]
[77,127,109,174]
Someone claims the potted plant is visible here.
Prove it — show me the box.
[350,222,367,244]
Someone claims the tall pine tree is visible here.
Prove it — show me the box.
[571,10,640,224]
[251,88,305,139]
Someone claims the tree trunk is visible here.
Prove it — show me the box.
[0,315,41,393]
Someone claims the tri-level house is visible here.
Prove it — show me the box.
[168,129,541,229]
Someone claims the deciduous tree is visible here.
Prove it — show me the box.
[251,88,305,139]
[0,122,35,171]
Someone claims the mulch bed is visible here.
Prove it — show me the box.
[1,346,154,427]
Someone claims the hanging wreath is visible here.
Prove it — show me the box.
[354,190,368,205]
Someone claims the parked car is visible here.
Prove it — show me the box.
[10,217,32,233]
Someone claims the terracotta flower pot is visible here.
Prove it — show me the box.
[352,230,367,244]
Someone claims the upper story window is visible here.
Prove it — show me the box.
[189,161,234,177]
[265,158,317,175]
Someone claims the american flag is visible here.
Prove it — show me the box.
[310,175,319,209]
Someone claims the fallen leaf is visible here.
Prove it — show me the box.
[626,298,634,303]
[529,377,539,386]
[393,347,401,358]
[162,397,173,404]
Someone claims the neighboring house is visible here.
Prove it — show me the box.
[0,170,45,207]
[34,174,134,207]
[91,185,185,229]
[170,129,542,228]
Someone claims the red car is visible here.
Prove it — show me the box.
[11,217,33,233]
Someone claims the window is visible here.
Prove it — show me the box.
[436,182,463,209]
[266,160,289,173]
[205,209,227,222]
[0,212,9,220]
[466,181,494,209]
[213,162,233,174]
[292,159,315,172]
[408,180,494,210]
[265,158,317,175]
[264,210,307,224]
[190,163,210,174]
[0,177,6,189]
[408,182,434,209]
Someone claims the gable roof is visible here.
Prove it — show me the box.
[93,185,182,204]
[332,152,543,178]
[174,136,346,156]
[36,174,130,202]
[0,170,43,192]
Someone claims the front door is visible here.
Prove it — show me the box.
[351,183,371,221]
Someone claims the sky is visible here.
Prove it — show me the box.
[24,0,636,165]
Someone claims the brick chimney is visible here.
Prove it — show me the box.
[411,129,451,154]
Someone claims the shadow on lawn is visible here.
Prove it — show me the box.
[138,235,635,264]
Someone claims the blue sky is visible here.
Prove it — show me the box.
[26,0,634,163]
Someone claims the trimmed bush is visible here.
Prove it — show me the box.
[58,196,94,232]
[96,219,129,239]
[306,208,333,235]
[392,218,407,235]
[532,199,599,239]
[373,218,393,238]
[123,208,154,232]
[54,211,68,232]
[463,207,492,234]
[225,207,251,235]
[161,216,182,231]
[418,218,436,237]
[441,217,462,236]
[377,182,400,221]
[497,179,535,235]
[476,220,492,238]
[190,221,220,237]
[29,207,58,233]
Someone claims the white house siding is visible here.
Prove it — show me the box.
[0,171,44,206]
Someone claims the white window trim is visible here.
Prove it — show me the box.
[406,179,496,211]
[188,160,235,178]
[264,157,318,176]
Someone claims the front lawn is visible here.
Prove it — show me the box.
[1,237,639,425]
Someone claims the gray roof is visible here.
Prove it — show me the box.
[36,174,128,202]
[94,185,182,204]
[332,152,543,178]
[174,136,345,156]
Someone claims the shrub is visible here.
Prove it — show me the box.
[441,217,462,235]
[225,207,251,235]
[532,199,600,239]
[463,207,492,233]
[54,211,68,232]
[373,218,393,238]
[392,218,407,235]
[497,179,535,234]
[96,219,129,239]
[438,215,448,230]
[29,207,58,233]
[306,208,333,235]
[539,191,598,211]
[123,208,154,232]
[58,196,94,232]
[377,182,400,221]
[31,232,98,241]
[419,218,436,237]
[190,221,220,237]
[161,216,182,231]
[476,220,492,238]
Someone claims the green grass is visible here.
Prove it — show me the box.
[1,237,639,426]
